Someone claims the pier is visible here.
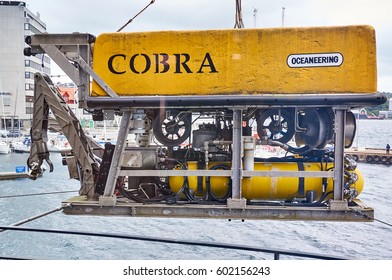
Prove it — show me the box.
[345,148,392,165]
[0,172,29,180]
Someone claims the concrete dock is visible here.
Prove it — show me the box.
[0,172,30,180]
[345,148,392,165]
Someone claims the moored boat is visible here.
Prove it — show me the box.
[0,140,10,154]
[10,137,31,153]
[11,135,72,153]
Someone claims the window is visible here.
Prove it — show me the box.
[25,83,34,91]
[24,23,43,35]
[25,60,50,73]
[26,106,34,114]
[0,93,11,107]
[26,96,34,102]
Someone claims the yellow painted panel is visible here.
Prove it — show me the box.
[91,25,376,96]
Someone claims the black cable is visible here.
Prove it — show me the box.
[116,175,176,204]
[173,161,206,202]
[0,225,346,260]
[206,164,232,203]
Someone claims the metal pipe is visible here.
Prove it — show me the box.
[243,136,255,174]
[333,109,346,201]
[103,110,132,197]
[85,93,387,110]
[204,140,234,170]
[231,109,243,199]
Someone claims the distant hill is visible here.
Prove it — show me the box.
[366,91,391,116]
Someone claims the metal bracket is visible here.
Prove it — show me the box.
[329,200,348,211]
[227,198,247,209]
[41,44,80,85]
[99,196,117,207]
[74,57,119,98]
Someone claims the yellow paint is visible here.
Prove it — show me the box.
[92,25,376,96]
[169,161,364,201]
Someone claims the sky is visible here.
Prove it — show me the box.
[26,0,392,92]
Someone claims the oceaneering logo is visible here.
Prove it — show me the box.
[287,52,343,68]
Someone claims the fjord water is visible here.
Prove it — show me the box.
[0,119,391,260]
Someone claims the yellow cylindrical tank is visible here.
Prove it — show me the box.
[169,161,364,201]
[169,162,231,198]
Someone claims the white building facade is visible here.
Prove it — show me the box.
[0,1,50,131]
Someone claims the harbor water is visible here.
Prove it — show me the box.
[0,119,391,260]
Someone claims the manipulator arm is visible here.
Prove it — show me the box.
[27,134,53,180]
[27,74,54,179]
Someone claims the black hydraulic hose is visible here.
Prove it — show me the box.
[117,180,176,204]
[206,164,232,203]
[117,185,145,203]
[177,176,195,201]
[293,155,333,207]
[115,159,198,203]
[286,145,313,155]
[318,156,328,204]
[172,160,210,202]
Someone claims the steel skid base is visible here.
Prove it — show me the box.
[62,196,374,222]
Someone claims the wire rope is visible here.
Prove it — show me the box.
[0,190,78,199]
[349,208,392,228]
[117,0,156,32]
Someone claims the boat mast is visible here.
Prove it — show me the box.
[253,8,258,28]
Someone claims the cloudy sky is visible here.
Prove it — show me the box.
[26,0,392,92]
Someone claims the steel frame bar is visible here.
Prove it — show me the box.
[102,110,132,197]
[231,109,243,199]
[117,170,334,178]
[60,198,374,222]
[333,109,346,201]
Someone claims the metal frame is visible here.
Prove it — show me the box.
[62,197,374,221]
[25,33,386,221]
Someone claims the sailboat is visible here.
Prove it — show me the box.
[0,83,10,154]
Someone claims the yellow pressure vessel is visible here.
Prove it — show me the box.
[169,161,364,201]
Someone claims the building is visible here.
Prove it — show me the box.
[57,83,77,105]
[0,1,50,131]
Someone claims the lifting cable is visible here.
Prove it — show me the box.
[234,0,245,28]
[117,0,156,32]
[349,208,392,228]
[0,205,69,233]
[0,190,78,199]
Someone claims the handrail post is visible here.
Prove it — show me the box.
[227,109,247,209]
[331,108,348,211]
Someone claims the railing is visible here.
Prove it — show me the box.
[0,225,345,260]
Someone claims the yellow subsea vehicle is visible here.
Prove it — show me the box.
[24,25,385,221]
